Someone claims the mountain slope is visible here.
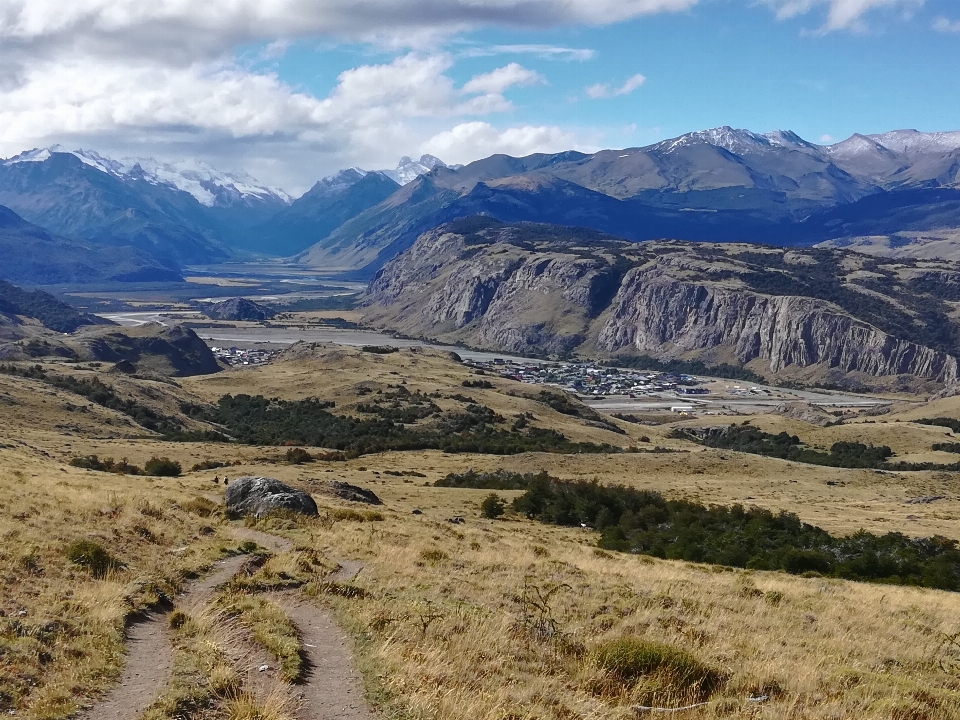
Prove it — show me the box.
[0,279,108,333]
[0,152,230,265]
[298,127,960,276]
[366,218,960,389]
[0,204,182,285]
[246,169,400,256]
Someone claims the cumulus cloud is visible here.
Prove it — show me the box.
[933,17,960,33]
[420,121,585,163]
[585,73,646,99]
[761,0,926,32]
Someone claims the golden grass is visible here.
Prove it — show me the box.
[247,505,960,720]
[8,348,960,718]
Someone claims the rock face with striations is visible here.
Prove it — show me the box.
[204,297,276,322]
[365,218,960,388]
[225,476,319,518]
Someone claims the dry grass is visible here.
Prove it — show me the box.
[248,505,960,719]
[216,594,303,682]
[7,348,960,718]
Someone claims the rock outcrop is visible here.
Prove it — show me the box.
[365,219,960,387]
[225,476,319,518]
[204,298,275,322]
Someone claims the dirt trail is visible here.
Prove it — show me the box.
[270,592,373,720]
[75,554,248,720]
[76,523,374,720]
[230,526,373,719]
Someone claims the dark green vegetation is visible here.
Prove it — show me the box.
[480,494,506,519]
[66,540,121,578]
[672,425,895,469]
[676,423,960,471]
[143,457,182,477]
[0,280,103,332]
[69,455,143,474]
[69,454,181,476]
[590,637,724,701]
[208,393,612,456]
[436,469,552,490]
[916,417,960,434]
[459,474,960,591]
[933,443,960,454]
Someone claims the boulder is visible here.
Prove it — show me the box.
[326,481,382,505]
[225,476,319,518]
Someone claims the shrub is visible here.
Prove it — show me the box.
[285,447,314,464]
[591,637,723,697]
[191,459,228,471]
[66,540,121,578]
[182,497,217,518]
[69,455,143,475]
[480,493,506,519]
[419,549,449,564]
[144,456,182,477]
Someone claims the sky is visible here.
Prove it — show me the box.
[1,0,959,195]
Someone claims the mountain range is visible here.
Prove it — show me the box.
[3,129,960,284]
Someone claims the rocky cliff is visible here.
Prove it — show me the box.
[365,218,960,387]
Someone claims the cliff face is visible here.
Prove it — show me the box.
[365,219,960,385]
[596,265,957,382]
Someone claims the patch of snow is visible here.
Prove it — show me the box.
[379,154,458,185]
[2,146,291,207]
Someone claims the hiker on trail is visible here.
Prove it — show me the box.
[213,475,220,484]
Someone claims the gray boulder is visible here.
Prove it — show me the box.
[327,481,382,505]
[225,476,319,518]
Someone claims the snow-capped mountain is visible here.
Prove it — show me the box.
[4,145,291,208]
[379,154,460,185]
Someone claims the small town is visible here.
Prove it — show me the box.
[209,345,281,366]
[464,357,712,397]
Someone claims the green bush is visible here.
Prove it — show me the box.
[512,476,960,590]
[144,457,182,477]
[66,540,121,578]
[591,637,723,697]
[69,455,143,475]
[285,447,314,464]
[480,493,506,519]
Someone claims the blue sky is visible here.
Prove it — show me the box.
[2,0,959,192]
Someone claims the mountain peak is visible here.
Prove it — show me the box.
[656,126,774,155]
[3,146,290,207]
[380,154,459,185]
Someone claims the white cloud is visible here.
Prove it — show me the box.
[462,63,545,95]
[0,0,701,60]
[585,73,646,99]
[933,17,960,33]
[461,44,596,60]
[819,133,836,143]
[420,121,586,163]
[761,0,926,32]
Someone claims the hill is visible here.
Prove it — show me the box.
[365,217,960,389]
[0,279,108,333]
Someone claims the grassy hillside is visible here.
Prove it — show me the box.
[5,345,960,717]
